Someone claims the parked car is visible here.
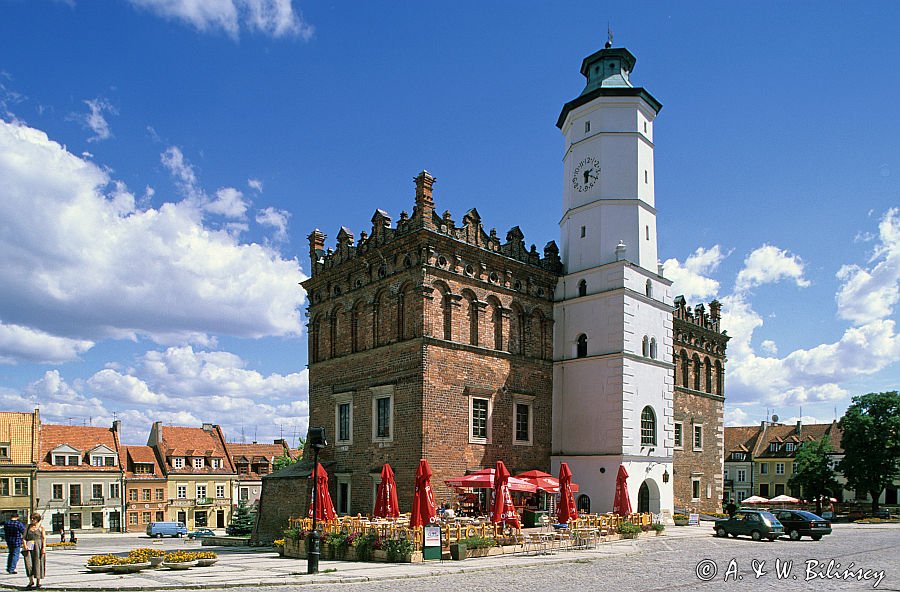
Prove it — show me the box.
[714,509,784,541]
[187,528,216,539]
[872,509,893,519]
[146,521,188,538]
[773,510,832,541]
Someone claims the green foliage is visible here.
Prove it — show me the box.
[283,526,307,541]
[351,533,378,561]
[228,500,256,535]
[651,523,665,533]
[461,535,497,550]
[617,521,642,536]
[789,436,841,513]
[383,538,414,562]
[838,391,900,513]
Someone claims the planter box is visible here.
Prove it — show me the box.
[283,538,307,559]
[466,546,503,558]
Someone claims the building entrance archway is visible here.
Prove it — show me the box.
[638,478,661,513]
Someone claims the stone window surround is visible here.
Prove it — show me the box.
[51,483,64,500]
[691,477,701,502]
[370,385,394,443]
[737,469,746,483]
[673,422,683,449]
[466,387,495,445]
[176,484,187,499]
[333,391,354,445]
[196,484,207,500]
[335,472,352,516]
[511,393,534,446]
[693,423,703,451]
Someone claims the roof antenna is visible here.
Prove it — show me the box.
[606,23,613,48]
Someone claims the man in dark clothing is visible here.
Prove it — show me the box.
[725,501,738,518]
[3,512,26,574]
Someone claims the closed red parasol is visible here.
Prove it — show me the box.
[410,459,437,527]
[612,465,632,516]
[491,460,521,528]
[557,462,578,523]
[373,463,400,518]
[308,462,337,521]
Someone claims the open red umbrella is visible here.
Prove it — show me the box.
[491,460,521,528]
[557,462,578,523]
[445,468,538,492]
[373,463,400,518]
[612,465,632,516]
[308,462,337,521]
[515,469,580,494]
[410,459,437,527]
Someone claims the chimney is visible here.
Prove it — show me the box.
[796,420,802,435]
[202,423,214,432]
[112,420,121,433]
[273,439,287,447]
[615,240,627,261]
[760,420,767,429]
[412,170,436,229]
[307,229,326,274]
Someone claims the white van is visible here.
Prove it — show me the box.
[146,521,188,538]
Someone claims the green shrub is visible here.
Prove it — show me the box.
[462,535,497,550]
[325,531,350,559]
[651,523,665,533]
[618,521,642,538]
[383,538,414,562]
[351,533,378,561]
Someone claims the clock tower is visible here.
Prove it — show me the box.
[551,41,674,519]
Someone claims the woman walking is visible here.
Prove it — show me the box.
[23,513,45,589]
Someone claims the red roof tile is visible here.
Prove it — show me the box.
[122,445,164,479]
[155,425,235,475]
[39,424,121,472]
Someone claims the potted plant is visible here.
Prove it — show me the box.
[673,513,690,526]
[111,555,152,574]
[85,554,119,573]
[618,521,642,539]
[383,537,414,563]
[273,539,285,557]
[449,540,466,561]
[651,523,665,536]
[352,533,377,562]
[462,536,498,558]
[128,548,166,567]
[195,551,218,567]
[325,531,351,560]
[162,550,199,569]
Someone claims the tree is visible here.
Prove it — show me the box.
[273,437,304,472]
[227,500,256,536]
[838,391,900,514]
[789,436,841,515]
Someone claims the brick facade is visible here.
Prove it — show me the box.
[672,297,729,514]
[302,172,560,516]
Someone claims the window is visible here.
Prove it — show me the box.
[52,484,64,500]
[737,469,746,483]
[578,279,587,297]
[156,511,164,521]
[737,491,746,502]
[155,488,164,501]
[693,424,703,450]
[769,443,779,452]
[196,485,207,500]
[68,455,80,466]
[92,512,103,528]
[92,456,103,467]
[336,396,353,444]
[172,457,184,469]
[649,337,657,360]
[785,443,795,452]
[142,489,151,501]
[0,445,9,458]
[724,469,729,480]
[142,511,151,524]
[129,513,138,526]
[775,484,785,496]
[645,279,652,298]
[642,335,649,357]
[644,170,648,184]
[212,458,222,469]
[69,484,81,505]
[92,484,103,499]
[640,406,656,447]
[760,463,769,474]
[470,397,491,443]
[53,455,66,466]
[13,478,28,496]
[239,488,249,501]
[69,513,82,529]
[336,476,351,515]
[576,334,587,358]
[193,457,204,469]
[691,479,701,501]
[0,479,8,496]
[109,483,120,499]
[580,225,586,238]
[374,396,392,440]
[216,484,225,498]
[674,422,682,448]
[129,489,138,501]
[176,485,187,499]
[513,399,533,445]
[760,484,769,497]
[134,464,152,474]
[105,456,115,466]
[584,121,590,133]
[776,463,785,475]
[644,121,648,133]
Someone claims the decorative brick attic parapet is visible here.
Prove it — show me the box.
[674,296,726,335]
[305,171,562,279]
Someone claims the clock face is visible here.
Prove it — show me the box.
[572,156,600,193]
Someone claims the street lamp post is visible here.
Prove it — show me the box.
[307,427,327,575]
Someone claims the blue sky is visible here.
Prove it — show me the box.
[1,1,898,445]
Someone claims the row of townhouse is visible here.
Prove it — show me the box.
[724,420,900,508]
[0,411,297,533]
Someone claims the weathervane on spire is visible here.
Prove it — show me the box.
[605,23,613,48]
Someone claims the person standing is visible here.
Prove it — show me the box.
[3,512,26,574]
[23,513,46,589]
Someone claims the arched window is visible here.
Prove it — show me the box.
[578,279,587,297]
[576,334,587,358]
[310,318,320,362]
[704,357,713,393]
[715,360,724,395]
[469,299,479,346]
[645,279,653,298]
[641,406,656,446]
[649,337,657,360]
[442,292,453,341]
[680,350,689,386]
[642,335,649,357]
[693,355,701,390]
[329,309,339,358]
[576,494,591,514]
[350,306,359,353]
[396,292,405,340]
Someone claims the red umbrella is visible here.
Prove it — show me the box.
[445,468,538,492]
[373,463,400,518]
[491,460,521,528]
[612,465,632,516]
[515,469,580,494]
[410,459,437,527]
[308,462,337,521]
[557,463,578,523]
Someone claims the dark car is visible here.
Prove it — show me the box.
[714,509,784,541]
[773,510,832,541]
[187,528,216,539]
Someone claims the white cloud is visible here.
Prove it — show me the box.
[79,98,117,143]
[256,206,290,242]
[129,0,313,40]
[0,321,94,364]
[835,208,900,325]
[160,146,201,201]
[247,178,263,192]
[662,245,726,302]
[760,339,778,355]
[208,187,249,218]
[0,119,307,363]
[724,406,750,427]
[734,244,810,293]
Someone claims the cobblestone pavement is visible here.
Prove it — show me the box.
[1,524,895,591]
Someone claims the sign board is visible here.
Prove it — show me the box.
[688,513,700,526]
[422,526,442,561]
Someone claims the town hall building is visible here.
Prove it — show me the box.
[299,42,727,520]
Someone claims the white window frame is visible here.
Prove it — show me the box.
[0,444,9,459]
[512,394,534,446]
[737,490,746,503]
[776,463,785,475]
[674,422,683,449]
[785,442,795,452]
[211,458,222,469]
[172,457,184,469]
[335,473,351,516]
[109,482,120,499]
[723,469,729,481]
[51,483,64,501]
[91,455,103,467]
[239,487,249,501]
[737,469,746,483]
[334,392,354,445]
[53,455,66,466]
[693,424,703,451]
[196,484,207,500]
[467,391,494,445]
[215,484,225,499]
[193,457,204,469]
[370,386,394,443]
[91,482,104,500]
[691,478,701,502]
[176,485,187,499]
[68,455,80,466]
